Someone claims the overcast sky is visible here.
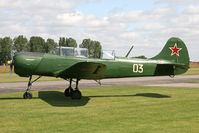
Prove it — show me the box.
[0,0,199,61]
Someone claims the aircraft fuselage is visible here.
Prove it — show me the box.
[13,52,186,79]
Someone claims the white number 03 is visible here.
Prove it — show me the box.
[133,64,143,73]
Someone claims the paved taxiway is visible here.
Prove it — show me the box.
[0,75,199,93]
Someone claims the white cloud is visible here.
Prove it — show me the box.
[183,5,199,14]
[120,32,141,40]
[0,0,199,61]
[57,11,85,26]
[156,0,199,6]
[136,22,165,31]
[110,10,145,23]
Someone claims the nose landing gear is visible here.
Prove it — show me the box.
[23,76,41,99]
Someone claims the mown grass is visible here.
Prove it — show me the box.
[0,86,199,133]
[183,67,199,75]
[184,63,199,75]
[0,73,61,83]
[0,66,61,83]
[0,65,9,73]
[188,81,199,83]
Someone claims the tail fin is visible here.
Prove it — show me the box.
[151,37,190,75]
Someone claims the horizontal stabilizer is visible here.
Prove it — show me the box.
[154,62,189,76]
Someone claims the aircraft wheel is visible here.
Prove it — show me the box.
[64,87,74,97]
[64,88,70,97]
[23,92,32,99]
[71,90,82,100]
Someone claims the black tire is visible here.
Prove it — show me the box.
[71,90,82,100]
[64,88,70,97]
[23,92,32,99]
[64,87,74,97]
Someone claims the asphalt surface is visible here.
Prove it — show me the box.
[0,75,199,93]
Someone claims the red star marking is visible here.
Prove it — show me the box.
[169,43,182,56]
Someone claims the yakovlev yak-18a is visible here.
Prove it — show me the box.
[10,37,190,99]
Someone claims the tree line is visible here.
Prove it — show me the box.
[0,35,102,65]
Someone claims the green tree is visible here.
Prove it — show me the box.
[66,37,77,47]
[59,37,66,47]
[93,41,101,58]
[0,37,12,65]
[0,38,1,52]
[59,37,77,47]
[80,38,102,58]
[44,38,57,53]
[0,38,2,65]
[28,36,45,52]
[13,35,28,52]
[134,55,147,59]
[79,39,88,48]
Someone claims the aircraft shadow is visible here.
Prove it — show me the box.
[38,91,90,107]
[88,93,171,98]
[135,93,171,98]
[39,91,170,107]
[0,92,170,107]
[0,97,38,100]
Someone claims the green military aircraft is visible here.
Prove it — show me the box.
[11,37,189,99]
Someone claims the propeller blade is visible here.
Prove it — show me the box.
[9,50,15,77]
[9,61,13,77]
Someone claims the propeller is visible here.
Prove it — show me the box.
[9,60,13,77]
[8,50,14,77]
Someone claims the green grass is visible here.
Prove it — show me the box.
[0,86,199,133]
[0,73,61,83]
[184,67,199,75]
[188,81,199,83]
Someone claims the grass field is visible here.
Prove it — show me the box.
[184,63,199,75]
[0,86,199,133]
[183,67,199,75]
[188,81,199,83]
[0,73,61,83]
[0,66,9,73]
[0,65,62,83]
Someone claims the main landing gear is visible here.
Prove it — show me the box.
[23,75,41,99]
[64,78,82,99]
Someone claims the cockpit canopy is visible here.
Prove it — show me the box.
[50,47,88,58]
[101,50,115,60]
[50,47,115,60]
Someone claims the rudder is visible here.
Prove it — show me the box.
[151,37,190,75]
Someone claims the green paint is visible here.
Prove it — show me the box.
[13,37,190,79]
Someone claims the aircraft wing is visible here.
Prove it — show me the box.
[56,62,107,79]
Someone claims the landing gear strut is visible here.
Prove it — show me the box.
[64,78,73,97]
[64,78,82,99]
[23,75,41,99]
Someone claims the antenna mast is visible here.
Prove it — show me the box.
[125,45,134,57]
